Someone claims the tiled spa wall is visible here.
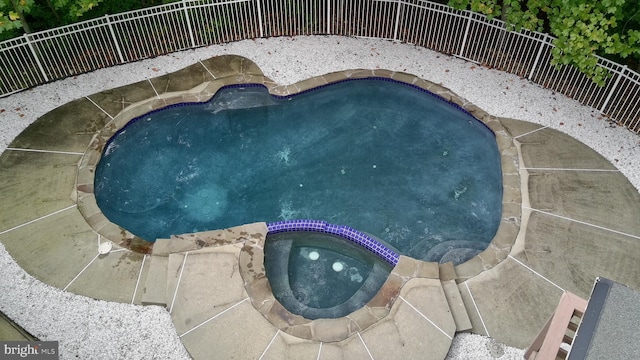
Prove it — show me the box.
[266,220,400,266]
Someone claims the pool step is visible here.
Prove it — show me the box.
[140,254,169,307]
[140,239,174,306]
[138,238,473,339]
[439,262,473,333]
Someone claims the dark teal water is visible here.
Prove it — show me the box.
[265,231,392,319]
[95,79,502,264]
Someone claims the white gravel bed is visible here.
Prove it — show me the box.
[0,245,190,359]
[0,35,638,359]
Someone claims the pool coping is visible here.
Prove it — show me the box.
[75,56,521,342]
[151,221,444,342]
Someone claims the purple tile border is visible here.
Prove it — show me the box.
[266,220,400,266]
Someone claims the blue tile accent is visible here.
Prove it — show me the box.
[266,219,399,266]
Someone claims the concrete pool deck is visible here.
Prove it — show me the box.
[1,53,639,359]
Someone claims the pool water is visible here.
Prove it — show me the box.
[95,78,503,264]
[265,231,392,319]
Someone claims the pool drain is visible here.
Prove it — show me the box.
[332,261,344,272]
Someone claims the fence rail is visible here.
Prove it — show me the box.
[1,0,639,133]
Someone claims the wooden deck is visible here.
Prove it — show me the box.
[525,292,587,360]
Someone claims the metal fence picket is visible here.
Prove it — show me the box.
[23,35,49,83]
[0,0,638,134]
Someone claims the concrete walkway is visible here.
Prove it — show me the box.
[463,118,640,349]
[141,223,456,359]
[0,311,36,341]
[1,55,639,358]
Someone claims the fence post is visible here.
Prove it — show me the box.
[23,34,49,82]
[255,0,264,38]
[181,0,197,48]
[457,11,473,58]
[599,65,627,113]
[528,33,549,81]
[393,0,402,41]
[326,0,331,34]
[105,15,126,64]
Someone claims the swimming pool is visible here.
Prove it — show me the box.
[94,78,503,265]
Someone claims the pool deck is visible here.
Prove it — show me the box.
[1,55,640,359]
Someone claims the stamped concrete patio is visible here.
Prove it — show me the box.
[1,55,639,359]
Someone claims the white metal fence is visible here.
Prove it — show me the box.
[1,0,639,133]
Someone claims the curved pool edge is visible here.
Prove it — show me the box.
[73,54,521,342]
[152,221,444,342]
[76,55,522,282]
[266,220,401,266]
